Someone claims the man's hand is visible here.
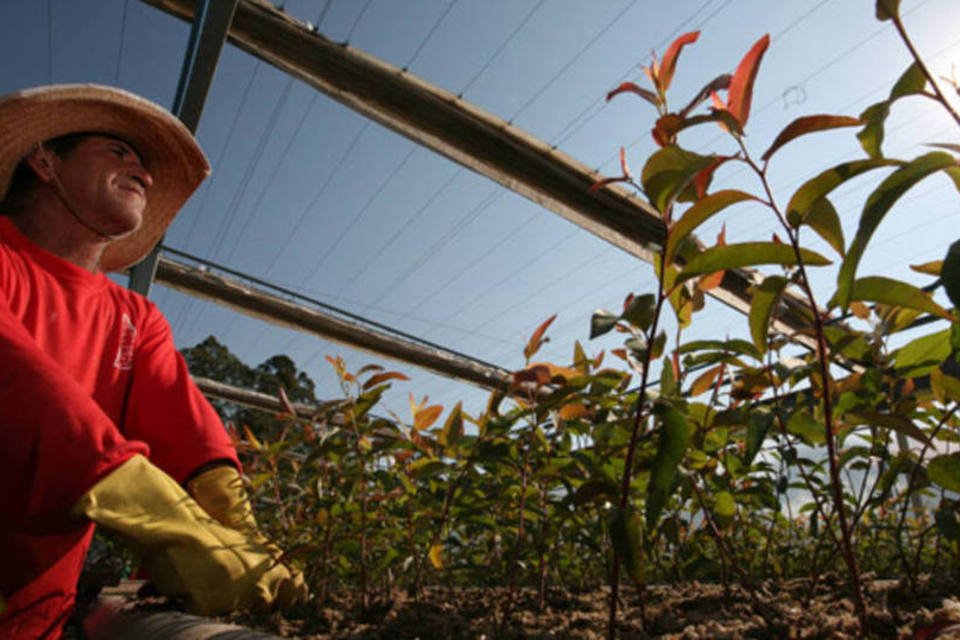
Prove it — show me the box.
[72,455,307,615]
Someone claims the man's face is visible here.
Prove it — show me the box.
[45,134,154,237]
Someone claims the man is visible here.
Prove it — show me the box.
[0,84,306,639]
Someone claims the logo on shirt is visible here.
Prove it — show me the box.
[114,313,137,370]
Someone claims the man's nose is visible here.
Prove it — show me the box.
[130,162,154,190]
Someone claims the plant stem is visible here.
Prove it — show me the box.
[890,13,960,130]
[608,225,668,640]
[742,145,867,628]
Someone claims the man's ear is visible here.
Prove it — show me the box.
[23,146,57,184]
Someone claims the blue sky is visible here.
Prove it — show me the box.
[2,0,959,420]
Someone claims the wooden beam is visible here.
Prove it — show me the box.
[193,375,318,420]
[141,0,815,340]
[157,256,513,391]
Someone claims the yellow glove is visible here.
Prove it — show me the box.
[186,464,259,534]
[72,455,306,615]
[186,464,308,597]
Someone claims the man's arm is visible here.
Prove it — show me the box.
[0,295,147,533]
[122,303,240,483]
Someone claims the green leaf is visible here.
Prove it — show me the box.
[646,401,690,527]
[891,61,927,98]
[833,276,951,319]
[573,479,618,506]
[936,507,960,541]
[786,158,900,222]
[665,190,755,264]
[621,294,656,332]
[590,309,619,339]
[678,338,761,359]
[660,355,677,397]
[650,331,668,361]
[749,275,789,354]
[803,198,845,256]
[786,411,826,446]
[876,0,900,20]
[608,506,644,581]
[761,114,861,162]
[857,102,891,159]
[439,402,464,448]
[850,410,928,444]
[929,453,960,493]
[942,239,960,310]
[894,328,951,377]
[677,242,830,285]
[837,152,958,309]
[745,410,773,465]
[713,491,736,519]
[857,63,925,157]
[932,366,960,404]
[641,146,716,212]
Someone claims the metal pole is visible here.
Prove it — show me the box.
[129,0,239,296]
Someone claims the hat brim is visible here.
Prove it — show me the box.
[0,84,209,272]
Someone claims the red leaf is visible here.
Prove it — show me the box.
[589,175,630,193]
[698,225,727,291]
[513,362,579,387]
[652,113,684,147]
[619,147,631,179]
[680,73,732,116]
[363,371,411,390]
[524,314,557,360]
[761,114,861,162]
[698,270,725,291]
[658,31,699,93]
[693,154,735,198]
[606,81,659,107]
[727,34,770,129]
[771,233,783,244]
[611,348,629,363]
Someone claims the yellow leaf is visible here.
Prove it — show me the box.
[910,260,942,276]
[414,405,444,431]
[428,543,444,569]
[558,402,591,420]
[689,364,724,397]
[849,301,871,320]
[242,425,262,450]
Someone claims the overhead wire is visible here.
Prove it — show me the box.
[172,62,263,334]
[161,246,510,368]
[47,0,53,82]
[508,0,641,123]
[344,0,373,42]
[114,0,129,84]
[404,0,459,69]
[206,76,296,261]
[394,1,837,335]
[550,0,732,147]
[332,164,464,298]
[378,0,736,324]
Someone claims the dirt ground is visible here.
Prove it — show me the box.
[222,575,960,639]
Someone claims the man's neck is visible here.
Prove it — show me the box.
[6,198,109,273]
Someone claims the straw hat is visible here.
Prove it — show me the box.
[0,84,210,272]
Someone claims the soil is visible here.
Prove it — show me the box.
[222,575,960,639]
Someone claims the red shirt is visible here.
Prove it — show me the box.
[0,217,239,639]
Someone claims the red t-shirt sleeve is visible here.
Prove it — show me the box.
[122,304,239,484]
[0,295,147,533]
